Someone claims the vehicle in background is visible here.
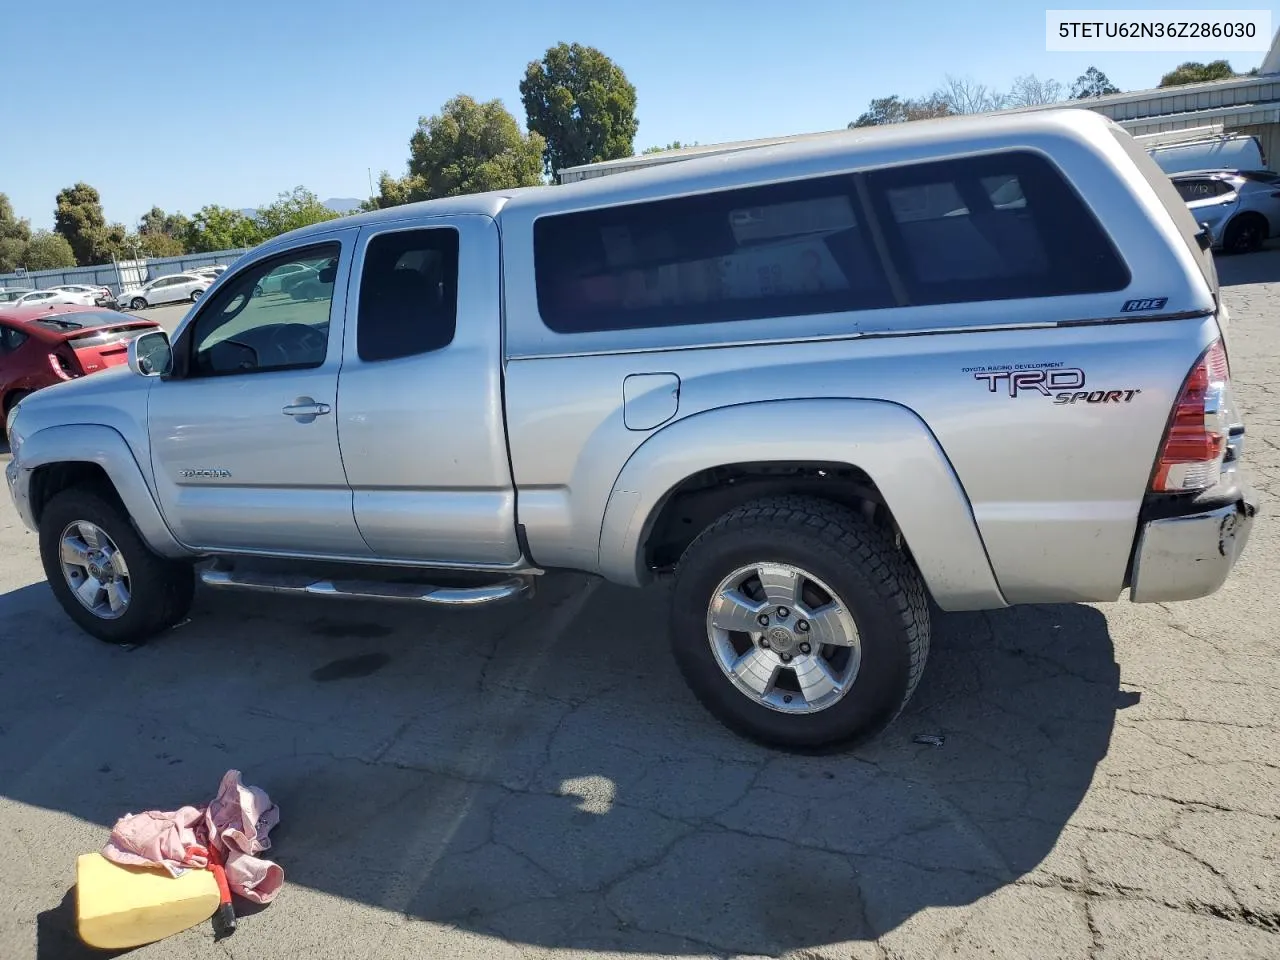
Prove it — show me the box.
[5,290,77,309]
[1148,132,1267,176]
[191,265,228,280]
[49,285,117,308]
[1171,169,1280,253]
[254,261,317,296]
[0,306,162,416]
[0,288,37,304]
[120,273,211,310]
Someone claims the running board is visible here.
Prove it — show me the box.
[198,566,533,606]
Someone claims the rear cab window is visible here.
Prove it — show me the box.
[534,175,893,333]
[533,149,1130,335]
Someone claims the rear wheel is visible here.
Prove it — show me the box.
[1223,214,1266,254]
[129,296,147,311]
[39,486,194,645]
[670,496,930,749]
[190,289,203,302]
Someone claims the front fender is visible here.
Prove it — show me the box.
[8,423,192,558]
[597,399,1006,611]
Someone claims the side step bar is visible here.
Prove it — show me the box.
[198,566,533,607]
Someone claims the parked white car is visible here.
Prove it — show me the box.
[121,274,211,310]
[4,289,77,308]
[191,265,228,280]
[49,284,114,306]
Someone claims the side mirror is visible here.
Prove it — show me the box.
[128,330,173,378]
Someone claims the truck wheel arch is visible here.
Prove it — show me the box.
[596,398,1007,612]
[15,424,191,559]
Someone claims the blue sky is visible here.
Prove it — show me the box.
[6,0,1278,229]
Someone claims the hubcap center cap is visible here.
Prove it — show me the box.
[765,626,796,653]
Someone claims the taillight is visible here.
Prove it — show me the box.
[48,349,80,380]
[1151,340,1231,493]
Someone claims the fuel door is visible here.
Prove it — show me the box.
[623,372,681,431]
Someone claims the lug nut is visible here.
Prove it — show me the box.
[777,607,790,619]
[796,619,809,633]
[799,642,811,654]
[757,613,770,627]
[780,653,792,663]
[760,638,770,649]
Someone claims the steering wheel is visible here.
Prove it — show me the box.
[266,324,326,366]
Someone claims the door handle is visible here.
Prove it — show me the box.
[282,398,331,420]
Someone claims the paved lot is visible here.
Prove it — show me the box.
[2,260,1278,960]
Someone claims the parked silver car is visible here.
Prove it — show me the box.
[1172,169,1280,253]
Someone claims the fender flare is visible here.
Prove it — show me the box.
[11,423,192,558]
[596,398,1006,611]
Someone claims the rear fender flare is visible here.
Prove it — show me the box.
[13,423,191,558]
[597,399,1006,611]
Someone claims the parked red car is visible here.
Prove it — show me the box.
[0,305,163,416]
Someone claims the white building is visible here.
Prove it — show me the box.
[559,29,1280,184]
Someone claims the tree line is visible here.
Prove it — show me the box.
[0,47,1262,275]
[849,59,1258,127]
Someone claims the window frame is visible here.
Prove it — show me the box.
[169,240,343,381]
[532,172,895,335]
[354,225,461,363]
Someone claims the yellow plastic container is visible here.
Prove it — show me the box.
[75,852,220,950]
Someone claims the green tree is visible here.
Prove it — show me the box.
[1071,66,1120,99]
[137,231,185,258]
[850,94,952,127]
[1159,60,1236,87]
[184,205,263,253]
[520,42,638,177]
[368,95,545,210]
[23,231,76,270]
[255,186,341,238]
[53,182,109,265]
[0,193,32,273]
[138,206,190,252]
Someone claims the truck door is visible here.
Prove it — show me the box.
[147,229,371,556]
[338,215,522,566]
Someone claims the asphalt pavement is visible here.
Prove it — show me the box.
[1,259,1277,959]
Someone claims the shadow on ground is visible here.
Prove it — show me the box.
[2,574,1122,956]
[1215,244,1280,286]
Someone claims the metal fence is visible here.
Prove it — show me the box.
[0,248,251,297]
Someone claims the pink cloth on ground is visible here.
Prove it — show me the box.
[101,769,284,904]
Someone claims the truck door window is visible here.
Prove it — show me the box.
[866,150,1131,305]
[356,228,460,362]
[185,242,340,377]
[533,175,893,333]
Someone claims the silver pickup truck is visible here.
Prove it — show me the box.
[4,109,1258,748]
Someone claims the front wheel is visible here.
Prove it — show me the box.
[39,486,195,645]
[670,496,930,749]
[1223,214,1266,254]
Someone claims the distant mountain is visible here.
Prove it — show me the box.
[322,198,362,213]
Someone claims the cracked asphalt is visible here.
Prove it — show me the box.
[1,259,1277,960]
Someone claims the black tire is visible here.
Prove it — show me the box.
[129,297,147,311]
[39,485,195,645]
[3,389,30,418]
[190,289,203,302]
[1223,214,1266,255]
[670,495,930,750]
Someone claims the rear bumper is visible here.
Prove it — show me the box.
[1129,485,1257,602]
